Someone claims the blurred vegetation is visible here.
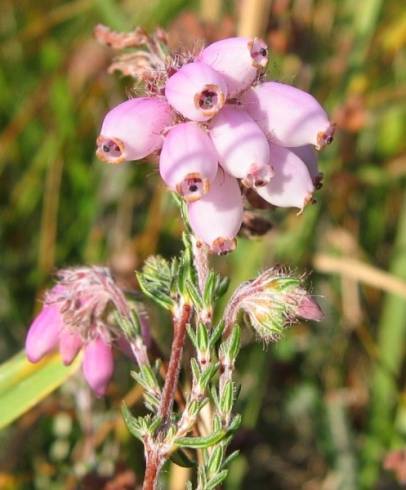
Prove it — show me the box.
[1,0,406,488]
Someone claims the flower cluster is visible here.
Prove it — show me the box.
[96,34,334,255]
[25,267,132,397]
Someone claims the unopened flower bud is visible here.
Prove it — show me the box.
[241,82,335,149]
[224,268,323,341]
[199,37,269,97]
[25,305,63,363]
[209,106,273,187]
[96,97,174,164]
[82,336,114,397]
[165,62,227,121]
[59,330,83,366]
[160,122,218,201]
[296,294,324,321]
[188,170,243,254]
[254,144,314,210]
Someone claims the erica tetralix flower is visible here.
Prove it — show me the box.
[96,97,174,164]
[254,143,315,210]
[241,81,335,149]
[199,37,269,97]
[160,122,218,202]
[165,61,227,121]
[209,105,273,187]
[187,169,243,254]
[25,267,132,397]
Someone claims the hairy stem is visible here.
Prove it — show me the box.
[143,448,162,490]
[159,303,191,420]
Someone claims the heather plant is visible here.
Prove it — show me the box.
[9,24,332,489]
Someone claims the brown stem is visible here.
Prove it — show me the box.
[159,304,191,419]
[143,448,162,490]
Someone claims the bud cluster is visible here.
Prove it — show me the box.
[25,267,132,396]
[96,31,334,254]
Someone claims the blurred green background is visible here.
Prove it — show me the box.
[0,0,406,488]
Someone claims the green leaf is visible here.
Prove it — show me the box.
[206,469,229,490]
[208,321,224,349]
[220,381,234,415]
[0,351,81,429]
[170,448,196,468]
[207,445,224,476]
[196,323,209,353]
[174,429,227,449]
[136,256,174,310]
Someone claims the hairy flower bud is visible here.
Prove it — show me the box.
[224,268,323,341]
[188,170,243,254]
[160,122,218,201]
[25,305,63,363]
[241,82,335,149]
[82,336,114,397]
[96,97,174,164]
[165,62,227,121]
[199,37,269,97]
[254,144,314,210]
[209,106,273,186]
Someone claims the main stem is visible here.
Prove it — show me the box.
[143,449,162,490]
[142,303,191,490]
[159,303,191,419]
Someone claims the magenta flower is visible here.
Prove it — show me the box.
[165,61,227,121]
[198,37,268,97]
[209,105,273,187]
[254,143,315,210]
[241,81,335,149]
[25,267,132,397]
[96,97,174,164]
[187,169,243,254]
[160,122,218,202]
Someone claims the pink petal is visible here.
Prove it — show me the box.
[255,144,314,210]
[188,169,243,254]
[96,97,174,164]
[241,82,335,149]
[165,62,227,121]
[82,337,114,397]
[290,145,320,181]
[209,106,272,186]
[25,305,63,363]
[160,122,218,201]
[198,37,268,97]
[59,330,82,366]
[297,295,324,321]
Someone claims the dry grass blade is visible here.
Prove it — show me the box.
[313,253,406,299]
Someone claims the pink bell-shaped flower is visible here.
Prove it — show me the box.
[241,82,335,149]
[188,169,243,254]
[165,62,227,121]
[209,106,272,187]
[25,305,63,363]
[254,144,314,210]
[59,330,83,366]
[290,145,319,180]
[82,336,114,398]
[198,37,269,97]
[96,97,174,164]
[160,122,218,201]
